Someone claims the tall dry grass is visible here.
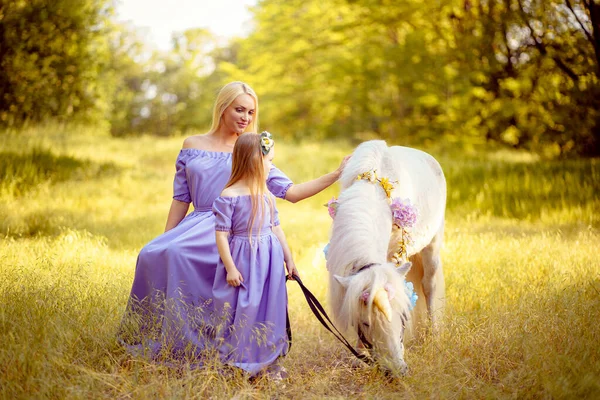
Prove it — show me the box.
[1,125,599,399]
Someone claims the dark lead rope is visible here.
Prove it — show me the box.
[288,274,375,366]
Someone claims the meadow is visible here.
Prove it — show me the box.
[1,125,599,399]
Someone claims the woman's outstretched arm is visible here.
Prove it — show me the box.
[164,199,190,232]
[284,155,350,203]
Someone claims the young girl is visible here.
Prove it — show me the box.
[211,131,298,380]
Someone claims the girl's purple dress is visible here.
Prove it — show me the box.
[212,195,289,376]
[120,149,292,360]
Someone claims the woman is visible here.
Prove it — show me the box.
[120,81,347,361]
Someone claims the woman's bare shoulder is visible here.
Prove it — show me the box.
[182,134,211,149]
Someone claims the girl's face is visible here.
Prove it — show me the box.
[221,94,255,135]
[263,147,274,178]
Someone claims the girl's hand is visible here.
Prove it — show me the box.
[227,268,244,287]
[334,155,352,179]
[286,262,299,280]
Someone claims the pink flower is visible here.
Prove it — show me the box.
[390,198,418,228]
[360,290,370,303]
[326,197,339,219]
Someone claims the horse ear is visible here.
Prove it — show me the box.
[334,274,353,288]
[396,262,412,276]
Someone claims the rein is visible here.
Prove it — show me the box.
[295,169,417,363]
[289,274,375,366]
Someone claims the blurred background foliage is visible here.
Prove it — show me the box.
[1,0,599,157]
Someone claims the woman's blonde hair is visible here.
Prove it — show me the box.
[224,133,274,241]
[209,81,259,134]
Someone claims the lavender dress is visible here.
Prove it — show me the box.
[212,195,289,376]
[120,149,292,360]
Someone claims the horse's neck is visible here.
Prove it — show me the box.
[330,184,392,274]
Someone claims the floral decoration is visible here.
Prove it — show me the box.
[327,169,420,265]
[389,198,418,263]
[323,242,330,260]
[360,290,370,303]
[404,281,418,310]
[260,131,274,155]
[356,169,396,200]
[325,197,339,218]
[378,177,395,198]
[390,198,418,229]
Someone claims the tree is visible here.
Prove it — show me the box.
[105,22,152,136]
[0,0,113,127]
[448,0,600,155]
[227,0,600,155]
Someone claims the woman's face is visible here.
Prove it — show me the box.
[221,94,255,135]
[263,147,274,177]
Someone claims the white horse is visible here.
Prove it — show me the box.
[327,140,446,375]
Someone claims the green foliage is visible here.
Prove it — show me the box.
[104,22,152,137]
[165,0,596,155]
[0,0,113,126]
[446,0,600,156]
[134,29,227,136]
[106,26,233,136]
[1,0,599,156]
[229,0,600,155]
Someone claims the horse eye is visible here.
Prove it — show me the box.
[362,322,370,328]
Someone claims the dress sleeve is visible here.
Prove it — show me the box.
[267,165,293,200]
[173,150,192,203]
[213,197,234,232]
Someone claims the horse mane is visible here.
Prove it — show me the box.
[326,183,391,276]
[337,263,413,333]
[339,140,389,190]
[327,139,391,277]
[327,139,412,333]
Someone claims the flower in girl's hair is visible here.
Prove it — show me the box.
[325,197,339,218]
[260,131,274,155]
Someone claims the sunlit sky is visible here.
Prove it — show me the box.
[115,0,257,50]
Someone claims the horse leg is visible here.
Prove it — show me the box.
[405,253,427,341]
[419,222,445,333]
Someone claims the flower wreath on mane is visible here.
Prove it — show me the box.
[326,169,419,264]
[325,169,419,310]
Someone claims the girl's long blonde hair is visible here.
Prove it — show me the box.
[224,133,274,241]
[209,81,259,134]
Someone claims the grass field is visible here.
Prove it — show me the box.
[1,125,599,399]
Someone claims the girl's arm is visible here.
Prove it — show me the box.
[216,230,244,286]
[284,155,350,203]
[273,225,299,279]
[165,199,190,232]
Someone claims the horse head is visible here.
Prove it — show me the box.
[334,261,413,376]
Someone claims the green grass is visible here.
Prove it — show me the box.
[1,125,599,398]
